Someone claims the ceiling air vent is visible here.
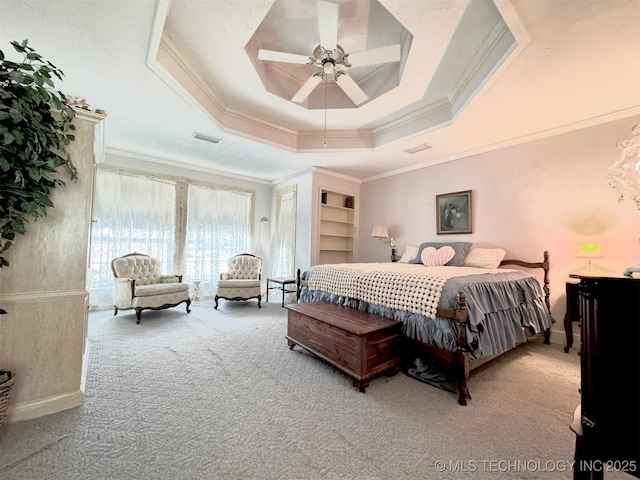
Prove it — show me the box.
[404,143,431,154]
[193,132,222,145]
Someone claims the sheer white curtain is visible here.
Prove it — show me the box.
[88,169,176,307]
[184,184,253,298]
[272,185,297,277]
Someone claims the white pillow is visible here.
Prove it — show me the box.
[398,245,419,263]
[421,246,455,267]
[463,247,506,269]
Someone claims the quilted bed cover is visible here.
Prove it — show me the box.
[299,263,552,358]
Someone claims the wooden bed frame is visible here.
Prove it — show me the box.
[296,251,552,405]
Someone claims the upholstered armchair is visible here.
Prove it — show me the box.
[111,253,191,324]
[214,253,262,309]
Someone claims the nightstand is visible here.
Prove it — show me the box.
[563,279,580,353]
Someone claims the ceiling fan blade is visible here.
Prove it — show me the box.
[318,1,338,52]
[258,49,312,65]
[344,44,401,68]
[291,73,323,103]
[335,72,368,105]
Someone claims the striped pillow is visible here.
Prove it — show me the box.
[421,246,455,267]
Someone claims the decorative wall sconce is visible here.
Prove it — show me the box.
[609,124,640,209]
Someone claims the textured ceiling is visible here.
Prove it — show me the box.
[159,0,511,152]
[1,0,639,183]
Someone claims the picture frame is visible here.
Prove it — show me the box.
[436,190,472,234]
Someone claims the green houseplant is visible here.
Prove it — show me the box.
[0,39,77,270]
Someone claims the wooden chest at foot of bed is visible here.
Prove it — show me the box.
[285,302,403,392]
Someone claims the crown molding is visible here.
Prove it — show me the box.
[104,147,272,185]
[72,107,106,123]
[146,0,172,67]
[159,33,228,115]
[363,107,640,183]
[270,166,362,187]
[312,166,362,184]
[449,19,513,111]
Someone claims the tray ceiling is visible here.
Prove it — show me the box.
[1,0,638,182]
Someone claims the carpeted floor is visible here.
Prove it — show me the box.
[0,300,633,479]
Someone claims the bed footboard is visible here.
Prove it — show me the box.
[438,292,471,405]
[428,250,552,404]
[295,250,552,405]
[500,250,552,344]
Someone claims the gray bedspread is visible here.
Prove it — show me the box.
[299,269,552,359]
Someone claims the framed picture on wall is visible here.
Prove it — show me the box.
[436,190,472,234]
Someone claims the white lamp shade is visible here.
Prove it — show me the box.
[371,225,388,238]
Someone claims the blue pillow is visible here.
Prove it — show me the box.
[409,242,473,266]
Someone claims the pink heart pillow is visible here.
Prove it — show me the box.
[421,246,455,267]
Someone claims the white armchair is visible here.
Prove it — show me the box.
[214,253,262,309]
[111,253,191,324]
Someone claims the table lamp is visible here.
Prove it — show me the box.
[371,225,388,243]
[576,242,603,271]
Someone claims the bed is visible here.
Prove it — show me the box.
[296,242,553,405]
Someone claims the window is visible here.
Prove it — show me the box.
[184,184,252,296]
[271,185,297,277]
[88,170,176,307]
[88,168,254,308]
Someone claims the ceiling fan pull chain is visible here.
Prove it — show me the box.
[323,76,328,148]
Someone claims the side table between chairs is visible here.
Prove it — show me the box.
[192,281,202,307]
[266,277,297,307]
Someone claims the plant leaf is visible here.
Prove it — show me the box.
[0,39,78,268]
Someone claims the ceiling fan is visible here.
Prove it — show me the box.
[258,1,402,106]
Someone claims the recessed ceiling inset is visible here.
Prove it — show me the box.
[257,1,402,106]
[245,0,413,109]
[160,0,517,153]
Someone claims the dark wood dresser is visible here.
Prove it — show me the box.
[571,273,640,479]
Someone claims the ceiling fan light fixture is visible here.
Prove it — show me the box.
[322,59,335,75]
[255,0,404,107]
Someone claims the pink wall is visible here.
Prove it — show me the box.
[359,115,640,338]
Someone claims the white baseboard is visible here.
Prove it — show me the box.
[548,326,565,345]
[549,326,580,350]
[7,390,84,423]
[80,339,90,393]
